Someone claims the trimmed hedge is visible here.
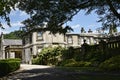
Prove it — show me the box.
[0,58,21,77]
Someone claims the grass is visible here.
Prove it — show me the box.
[57,67,100,72]
[71,75,120,80]
[57,67,120,80]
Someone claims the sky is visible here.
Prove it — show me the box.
[0,9,105,34]
[67,10,102,33]
[0,9,29,34]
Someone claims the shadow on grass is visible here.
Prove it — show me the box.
[3,67,120,80]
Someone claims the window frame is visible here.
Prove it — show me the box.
[36,32,43,41]
[67,36,73,44]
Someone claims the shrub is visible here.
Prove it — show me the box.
[99,55,120,72]
[73,61,92,67]
[0,58,21,77]
[32,57,41,64]
[59,59,92,67]
[59,59,77,67]
[32,46,66,65]
[62,47,75,59]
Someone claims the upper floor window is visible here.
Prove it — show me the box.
[29,34,32,43]
[37,32,43,40]
[24,37,29,44]
[81,38,84,44]
[78,36,81,45]
[67,36,73,44]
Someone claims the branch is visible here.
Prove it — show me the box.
[106,0,120,20]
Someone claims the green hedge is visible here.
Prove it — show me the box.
[0,58,21,77]
[59,59,92,67]
[99,55,120,72]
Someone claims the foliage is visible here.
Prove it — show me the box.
[4,30,24,39]
[0,0,18,28]
[32,46,66,65]
[16,0,120,33]
[0,0,120,33]
[99,55,120,71]
[59,59,92,67]
[0,58,21,77]
[33,41,120,72]
[62,47,75,59]
[59,41,120,72]
[109,23,117,34]
[58,59,77,67]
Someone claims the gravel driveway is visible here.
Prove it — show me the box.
[1,64,120,80]
[4,64,79,80]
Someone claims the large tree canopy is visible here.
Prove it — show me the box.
[0,0,120,34]
[17,0,120,33]
[18,0,80,34]
[0,0,17,29]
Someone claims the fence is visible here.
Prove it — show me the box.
[81,39,120,59]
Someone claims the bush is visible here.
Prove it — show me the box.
[78,61,92,67]
[99,55,120,72]
[32,46,66,65]
[62,47,75,59]
[0,58,21,77]
[59,59,92,67]
[59,59,77,67]
[32,57,41,64]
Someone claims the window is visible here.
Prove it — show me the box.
[25,37,29,44]
[29,34,32,43]
[67,36,73,44]
[37,32,43,40]
[81,38,84,44]
[78,36,81,45]
[30,48,33,54]
[86,38,90,44]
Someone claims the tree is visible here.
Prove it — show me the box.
[0,0,18,28]
[4,30,24,39]
[0,0,120,34]
[109,22,117,34]
[17,0,120,33]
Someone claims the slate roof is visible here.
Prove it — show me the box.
[3,39,22,46]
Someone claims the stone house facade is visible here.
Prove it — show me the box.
[22,31,106,64]
[0,33,23,59]
[0,30,107,63]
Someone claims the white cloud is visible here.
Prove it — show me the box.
[71,24,81,29]
[19,11,28,16]
[0,29,9,34]
[11,21,23,27]
[1,21,23,34]
[2,21,23,29]
[87,24,97,29]
[2,23,9,29]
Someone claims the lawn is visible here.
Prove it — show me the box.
[71,75,120,80]
[58,67,120,80]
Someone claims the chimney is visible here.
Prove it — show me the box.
[88,29,92,33]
